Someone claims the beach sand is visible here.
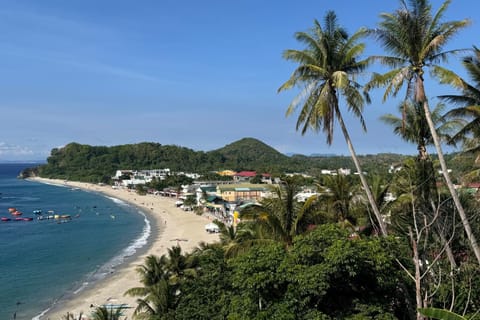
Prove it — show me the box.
[33,178,220,320]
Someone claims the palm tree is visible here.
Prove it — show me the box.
[439,46,480,153]
[278,11,388,236]
[90,306,125,320]
[125,248,198,319]
[366,0,480,264]
[129,278,177,320]
[240,176,322,246]
[317,174,358,226]
[212,219,261,258]
[381,100,451,204]
[381,101,454,160]
[164,245,198,285]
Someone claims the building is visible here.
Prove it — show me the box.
[216,183,272,202]
[233,171,272,183]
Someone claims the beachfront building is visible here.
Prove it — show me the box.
[195,185,217,205]
[233,171,273,184]
[216,183,272,203]
[294,189,320,202]
[113,168,172,187]
[217,170,236,177]
[320,168,351,175]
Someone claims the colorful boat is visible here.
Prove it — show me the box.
[1,217,11,222]
[22,217,33,221]
[8,207,16,213]
[11,210,22,216]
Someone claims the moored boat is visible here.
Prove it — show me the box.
[1,217,11,222]
[11,210,22,216]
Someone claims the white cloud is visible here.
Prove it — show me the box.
[0,142,36,160]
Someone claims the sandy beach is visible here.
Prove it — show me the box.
[32,178,220,320]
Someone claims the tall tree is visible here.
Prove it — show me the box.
[278,11,388,235]
[366,0,480,264]
[438,46,480,153]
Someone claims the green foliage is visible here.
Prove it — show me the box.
[225,225,412,319]
[175,245,231,320]
[146,175,193,191]
[418,308,467,320]
[24,139,410,183]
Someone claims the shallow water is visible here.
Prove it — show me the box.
[0,163,146,320]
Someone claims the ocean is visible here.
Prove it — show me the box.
[0,163,148,320]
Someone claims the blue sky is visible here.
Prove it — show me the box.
[0,0,477,161]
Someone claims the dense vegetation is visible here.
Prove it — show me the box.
[22,138,414,183]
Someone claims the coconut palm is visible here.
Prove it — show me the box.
[164,245,198,285]
[125,247,198,319]
[381,101,455,160]
[381,100,452,204]
[240,176,322,246]
[366,0,480,264]
[316,174,358,226]
[90,306,126,320]
[278,11,388,235]
[212,219,262,258]
[439,47,480,152]
[129,278,177,320]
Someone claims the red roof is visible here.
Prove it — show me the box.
[467,182,480,188]
[234,171,271,178]
[235,171,257,177]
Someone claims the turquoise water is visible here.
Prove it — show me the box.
[0,163,148,320]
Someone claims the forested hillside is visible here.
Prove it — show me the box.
[20,137,473,184]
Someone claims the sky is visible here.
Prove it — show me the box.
[0,0,478,161]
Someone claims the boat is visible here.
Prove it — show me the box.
[11,210,22,216]
[33,209,42,215]
[1,217,11,222]
[8,207,16,213]
[22,217,33,221]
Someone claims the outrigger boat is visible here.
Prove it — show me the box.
[11,210,22,216]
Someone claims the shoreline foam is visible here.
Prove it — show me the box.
[32,178,219,320]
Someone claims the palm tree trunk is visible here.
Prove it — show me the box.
[336,110,388,236]
[418,79,480,264]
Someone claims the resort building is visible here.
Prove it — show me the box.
[233,171,272,184]
[216,183,272,202]
[217,170,236,176]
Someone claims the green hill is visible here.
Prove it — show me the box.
[21,138,415,183]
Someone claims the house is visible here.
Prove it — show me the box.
[464,182,480,197]
[233,171,257,182]
[217,170,236,176]
[216,183,271,202]
[233,171,272,183]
